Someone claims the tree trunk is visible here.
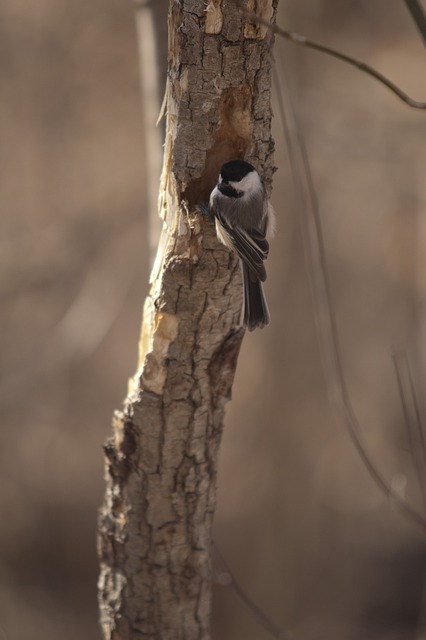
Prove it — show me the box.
[98,1,278,638]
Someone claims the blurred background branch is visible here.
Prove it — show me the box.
[133,0,168,261]
[403,0,426,47]
[273,59,426,535]
[241,3,426,109]
[393,350,426,511]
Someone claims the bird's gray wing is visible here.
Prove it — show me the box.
[215,209,269,282]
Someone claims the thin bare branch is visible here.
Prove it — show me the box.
[392,350,426,511]
[238,2,426,110]
[403,0,426,48]
[272,60,426,534]
[213,544,293,640]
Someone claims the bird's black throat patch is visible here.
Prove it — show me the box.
[218,183,243,199]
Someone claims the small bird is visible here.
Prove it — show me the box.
[209,160,275,331]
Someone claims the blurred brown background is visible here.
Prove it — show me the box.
[1,1,426,639]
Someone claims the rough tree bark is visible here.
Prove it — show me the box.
[98,1,278,638]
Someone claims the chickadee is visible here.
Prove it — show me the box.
[209,160,275,331]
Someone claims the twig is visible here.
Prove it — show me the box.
[403,0,426,48]
[213,543,292,640]
[272,60,426,534]
[237,2,426,110]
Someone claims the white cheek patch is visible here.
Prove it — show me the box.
[229,170,261,195]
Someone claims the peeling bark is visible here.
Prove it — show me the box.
[98,1,278,638]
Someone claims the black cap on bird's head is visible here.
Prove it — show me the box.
[220,160,256,184]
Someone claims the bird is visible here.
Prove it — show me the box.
[209,160,275,331]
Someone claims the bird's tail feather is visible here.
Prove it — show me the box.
[242,263,270,331]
